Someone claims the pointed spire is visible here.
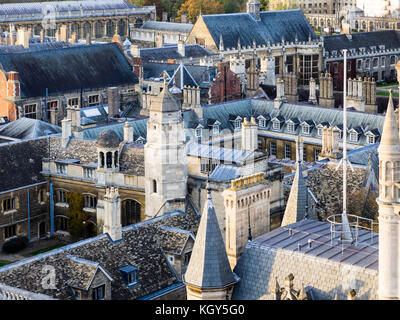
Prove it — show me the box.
[281,159,308,227]
[183,184,237,290]
[379,90,400,153]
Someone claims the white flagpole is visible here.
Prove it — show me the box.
[342,49,352,243]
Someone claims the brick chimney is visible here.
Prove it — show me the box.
[107,87,120,120]
[6,71,20,121]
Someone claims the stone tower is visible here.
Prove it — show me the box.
[103,187,122,242]
[377,91,400,300]
[183,185,239,300]
[223,173,271,269]
[96,129,121,186]
[144,76,187,219]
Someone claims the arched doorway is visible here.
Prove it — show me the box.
[122,199,141,226]
[39,222,46,238]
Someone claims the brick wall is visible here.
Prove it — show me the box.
[209,62,242,104]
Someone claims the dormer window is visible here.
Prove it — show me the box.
[136,136,145,144]
[120,266,138,287]
[234,119,241,130]
[317,127,323,136]
[287,123,295,133]
[349,132,358,142]
[367,135,375,144]
[259,119,266,128]
[272,120,280,130]
[302,125,310,135]
[195,126,202,137]
[212,124,219,134]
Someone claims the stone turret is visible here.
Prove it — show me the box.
[377,90,400,300]
[319,126,340,160]
[184,185,239,299]
[283,72,298,103]
[274,78,286,109]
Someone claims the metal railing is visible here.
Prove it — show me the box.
[327,214,378,246]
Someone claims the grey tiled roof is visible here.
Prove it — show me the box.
[0,117,61,140]
[140,21,193,33]
[0,0,136,16]
[323,30,400,52]
[0,43,138,99]
[202,9,316,50]
[138,44,213,62]
[183,191,237,289]
[232,219,378,300]
[0,210,199,300]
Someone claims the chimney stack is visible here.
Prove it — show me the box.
[61,116,72,148]
[123,122,134,143]
[178,40,185,57]
[103,187,122,242]
[309,77,317,104]
[241,116,258,152]
[130,44,140,58]
[107,87,120,120]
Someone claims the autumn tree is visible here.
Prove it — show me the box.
[178,0,224,23]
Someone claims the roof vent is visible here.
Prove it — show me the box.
[297,243,301,251]
[307,239,313,249]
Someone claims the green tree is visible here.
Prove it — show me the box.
[178,0,224,23]
[66,192,87,241]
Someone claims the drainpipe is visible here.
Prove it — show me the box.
[50,183,54,236]
[27,188,30,242]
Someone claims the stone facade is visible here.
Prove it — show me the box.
[223,173,272,269]
[0,1,155,42]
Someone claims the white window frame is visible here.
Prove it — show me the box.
[317,127,323,136]
[258,119,266,128]
[195,127,202,138]
[272,121,280,130]
[366,135,375,145]
[287,123,295,133]
[234,119,241,130]
[302,125,310,135]
[270,141,277,157]
[349,132,358,142]
[212,124,219,134]
[284,144,291,159]
[56,163,67,175]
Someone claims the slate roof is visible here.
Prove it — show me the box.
[140,21,193,33]
[0,117,61,140]
[201,9,316,50]
[183,189,237,289]
[138,44,213,62]
[0,0,136,16]
[143,62,216,88]
[0,41,70,54]
[0,137,48,193]
[232,219,379,300]
[281,162,309,226]
[323,30,400,52]
[0,43,138,99]
[209,164,240,182]
[0,210,199,300]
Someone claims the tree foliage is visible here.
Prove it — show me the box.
[65,192,87,241]
[177,0,225,23]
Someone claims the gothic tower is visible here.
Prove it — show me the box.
[377,91,400,300]
[144,77,187,219]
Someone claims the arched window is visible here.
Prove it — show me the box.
[83,22,91,38]
[71,23,79,37]
[95,21,103,38]
[34,25,42,36]
[153,179,157,193]
[106,21,115,37]
[118,20,126,37]
[106,152,112,168]
[114,151,118,168]
[123,200,141,226]
[100,152,105,168]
